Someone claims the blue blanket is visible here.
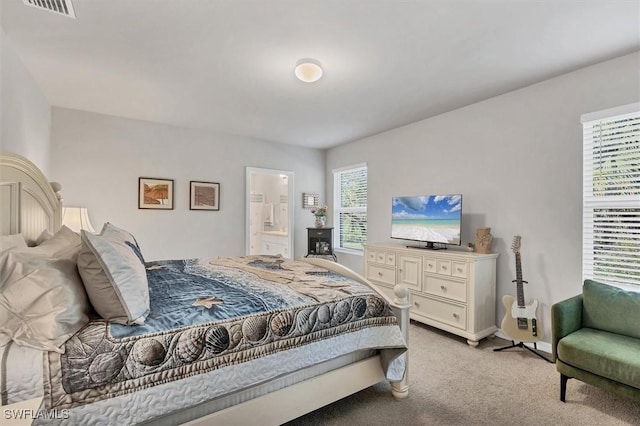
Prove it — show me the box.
[43,256,402,411]
[110,258,311,338]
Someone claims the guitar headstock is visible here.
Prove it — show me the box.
[511,235,522,254]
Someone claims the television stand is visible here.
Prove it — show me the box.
[364,242,499,346]
[406,242,446,250]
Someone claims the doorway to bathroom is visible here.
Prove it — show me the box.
[245,167,294,258]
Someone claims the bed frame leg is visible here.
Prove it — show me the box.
[391,284,411,399]
[391,382,409,399]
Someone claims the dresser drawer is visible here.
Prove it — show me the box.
[308,228,332,239]
[436,259,452,276]
[373,251,396,265]
[366,264,395,287]
[424,276,467,303]
[367,250,377,263]
[424,257,437,273]
[452,261,467,279]
[412,293,467,330]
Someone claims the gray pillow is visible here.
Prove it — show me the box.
[77,224,149,325]
[0,248,90,353]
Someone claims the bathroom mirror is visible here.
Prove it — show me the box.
[245,167,294,258]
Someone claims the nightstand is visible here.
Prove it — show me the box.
[305,227,336,261]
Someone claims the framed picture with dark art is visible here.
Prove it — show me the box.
[190,181,220,211]
[139,178,174,210]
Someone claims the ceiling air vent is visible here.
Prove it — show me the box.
[22,0,76,19]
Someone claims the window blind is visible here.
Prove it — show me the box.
[582,104,640,287]
[333,165,367,251]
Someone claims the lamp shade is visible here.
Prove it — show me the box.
[62,207,96,233]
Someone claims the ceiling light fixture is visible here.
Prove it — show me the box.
[295,59,323,83]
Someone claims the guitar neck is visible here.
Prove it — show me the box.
[515,252,525,307]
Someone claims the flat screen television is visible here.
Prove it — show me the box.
[391,194,462,249]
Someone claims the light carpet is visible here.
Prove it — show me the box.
[285,321,640,426]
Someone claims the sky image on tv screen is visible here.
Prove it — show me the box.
[392,194,462,244]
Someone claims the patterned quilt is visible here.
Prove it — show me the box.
[42,256,405,410]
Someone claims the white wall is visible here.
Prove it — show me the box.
[327,52,640,342]
[0,27,51,174]
[50,108,325,261]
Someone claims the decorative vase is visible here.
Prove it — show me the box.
[314,216,326,228]
[475,227,493,254]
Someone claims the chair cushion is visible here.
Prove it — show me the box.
[557,327,640,389]
[582,279,640,339]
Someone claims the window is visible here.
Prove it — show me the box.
[582,103,640,287]
[333,164,367,252]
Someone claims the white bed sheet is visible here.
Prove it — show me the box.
[140,349,377,426]
[1,342,43,406]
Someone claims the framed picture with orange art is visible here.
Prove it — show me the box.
[138,177,174,210]
[190,181,220,211]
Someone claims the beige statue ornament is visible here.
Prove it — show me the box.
[475,227,493,254]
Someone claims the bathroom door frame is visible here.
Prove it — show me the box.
[245,167,294,258]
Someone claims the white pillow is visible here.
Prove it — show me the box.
[35,229,53,246]
[77,224,149,325]
[0,234,27,253]
[0,236,29,344]
[0,248,90,353]
[0,333,10,347]
[0,236,27,348]
[27,226,80,257]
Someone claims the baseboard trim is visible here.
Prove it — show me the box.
[495,329,552,354]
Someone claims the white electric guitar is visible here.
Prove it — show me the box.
[500,236,543,343]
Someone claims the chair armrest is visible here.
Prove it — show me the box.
[551,294,583,362]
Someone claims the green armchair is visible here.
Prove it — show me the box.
[551,279,640,403]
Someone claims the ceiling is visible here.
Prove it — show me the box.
[1,1,639,149]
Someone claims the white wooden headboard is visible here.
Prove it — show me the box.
[0,152,62,244]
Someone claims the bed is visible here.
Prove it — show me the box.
[0,152,410,425]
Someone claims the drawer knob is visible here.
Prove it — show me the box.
[414,302,420,307]
[440,285,446,290]
[452,313,459,319]
[457,267,463,273]
[428,263,433,268]
[441,265,447,270]
[378,272,383,276]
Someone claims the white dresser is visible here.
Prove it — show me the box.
[364,242,498,346]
